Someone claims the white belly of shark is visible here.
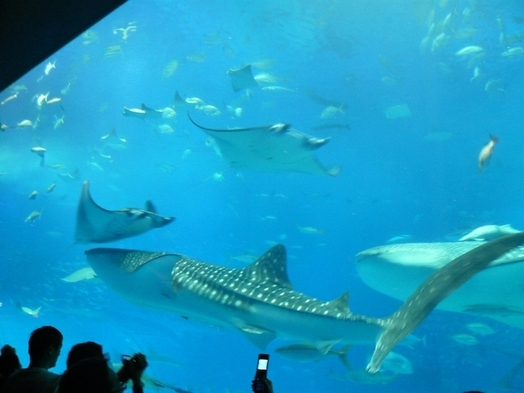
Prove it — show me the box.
[85,233,524,373]
[356,241,524,329]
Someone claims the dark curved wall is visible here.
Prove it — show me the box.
[0,0,126,92]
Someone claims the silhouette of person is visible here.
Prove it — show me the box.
[2,325,63,393]
[59,357,115,393]
[252,377,273,393]
[63,341,147,393]
[0,345,22,389]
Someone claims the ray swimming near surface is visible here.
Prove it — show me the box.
[75,180,175,243]
[84,233,524,373]
[188,114,340,176]
[356,238,524,330]
[227,64,259,92]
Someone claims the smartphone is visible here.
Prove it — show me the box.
[255,354,269,379]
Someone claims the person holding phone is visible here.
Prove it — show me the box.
[251,354,273,393]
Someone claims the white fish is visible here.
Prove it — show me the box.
[320,104,344,119]
[452,333,478,345]
[459,224,521,242]
[61,267,97,283]
[185,97,206,106]
[156,124,174,134]
[275,343,351,369]
[296,224,327,235]
[36,92,49,107]
[46,183,56,193]
[501,47,524,57]
[54,115,65,129]
[44,60,56,75]
[478,135,498,171]
[455,46,484,56]
[470,66,481,82]
[161,107,176,119]
[16,120,33,128]
[381,352,413,374]
[431,33,450,53]
[1,92,19,105]
[399,334,426,349]
[21,306,42,317]
[61,82,71,95]
[384,104,412,119]
[466,322,494,336]
[46,97,62,105]
[386,234,412,243]
[30,146,46,157]
[200,105,221,116]
[25,210,42,223]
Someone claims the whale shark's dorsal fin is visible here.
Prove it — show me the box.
[242,244,292,289]
[327,292,350,314]
[145,200,157,213]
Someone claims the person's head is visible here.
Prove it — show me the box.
[59,357,118,393]
[66,341,104,369]
[28,326,63,368]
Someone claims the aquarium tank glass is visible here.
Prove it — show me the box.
[2,0,524,392]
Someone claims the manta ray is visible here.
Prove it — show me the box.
[75,180,175,243]
[227,64,259,92]
[356,239,524,330]
[188,115,340,176]
[85,233,524,373]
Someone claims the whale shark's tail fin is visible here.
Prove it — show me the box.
[367,232,524,373]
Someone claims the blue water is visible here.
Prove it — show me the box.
[2,0,524,391]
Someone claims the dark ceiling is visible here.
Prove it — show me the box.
[0,0,127,92]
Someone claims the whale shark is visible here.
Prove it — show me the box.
[75,180,175,243]
[188,115,340,176]
[356,239,524,330]
[85,233,524,373]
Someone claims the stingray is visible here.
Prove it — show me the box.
[75,180,175,243]
[188,115,340,176]
[228,65,259,92]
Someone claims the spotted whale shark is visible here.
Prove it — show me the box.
[85,233,524,373]
[75,180,175,243]
[356,239,524,330]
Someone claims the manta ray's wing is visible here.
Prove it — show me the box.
[189,115,339,175]
[228,65,259,92]
[75,180,174,243]
[75,180,135,243]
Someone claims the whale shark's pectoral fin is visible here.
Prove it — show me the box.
[238,325,277,349]
[367,232,524,374]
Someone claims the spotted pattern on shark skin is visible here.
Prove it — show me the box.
[116,250,169,273]
[172,245,353,318]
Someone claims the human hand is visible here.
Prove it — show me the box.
[251,377,273,393]
[117,353,148,384]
